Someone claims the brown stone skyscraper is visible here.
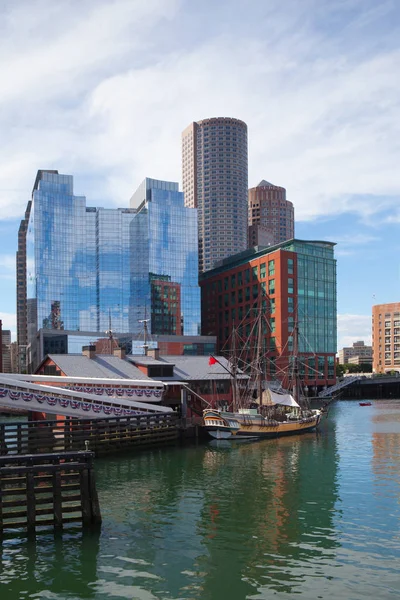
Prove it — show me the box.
[248,180,294,246]
[182,117,248,273]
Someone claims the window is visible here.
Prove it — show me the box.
[260,262,266,278]
[268,260,275,276]
[288,258,294,274]
[288,278,294,294]
[270,298,275,313]
[269,279,275,294]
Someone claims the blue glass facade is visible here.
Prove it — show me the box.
[130,179,201,335]
[26,172,137,344]
[25,172,201,365]
[283,240,337,357]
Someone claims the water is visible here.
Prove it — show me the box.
[1,400,400,599]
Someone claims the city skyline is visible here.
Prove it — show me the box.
[1,0,400,349]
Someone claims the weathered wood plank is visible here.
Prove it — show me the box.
[0,451,100,534]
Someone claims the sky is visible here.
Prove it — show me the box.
[0,0,399,349]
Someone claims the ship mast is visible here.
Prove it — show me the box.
[257,309,263,407]
[231,324,238,412]
[292,323,300,409]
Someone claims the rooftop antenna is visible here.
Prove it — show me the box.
[105,308,115,355]
[138,306,150,356]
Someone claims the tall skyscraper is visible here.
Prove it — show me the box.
[25,171,137,336]
[130,178,201,335]
[182,117,248,273]
[18,171,203,371]
[248,180,294,246]
[19,170,137,369]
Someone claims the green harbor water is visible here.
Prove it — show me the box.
[1,400,400,599]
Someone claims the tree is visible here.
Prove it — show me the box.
[336,363,345,377]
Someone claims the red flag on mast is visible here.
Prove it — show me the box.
[208,356,217,366]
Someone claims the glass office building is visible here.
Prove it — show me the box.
[25,171,137,352]
[130,179,201,335]
[21,172,201,369]
[283,240,336,356]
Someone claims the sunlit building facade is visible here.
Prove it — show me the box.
[372,302,400,373]
[182,117,248,273]
[248,180,294,246]
[26,171,136,335]
[200,239,337,391]
[130,178,201,335]
[23,171,137,369]
[19,172,201,371]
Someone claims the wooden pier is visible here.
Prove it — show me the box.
[0,413,179,457]
[0,451,101,534]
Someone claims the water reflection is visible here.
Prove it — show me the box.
[0,529,100,598]
[196,432,340,597]
[91,427,340,599]
[1,405,400,599]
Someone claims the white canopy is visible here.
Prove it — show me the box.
[268,389,300,408]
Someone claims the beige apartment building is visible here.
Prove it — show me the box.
[338,340,372,365]
[372,302,400,373]
[182,117,248,273]
[248,180,294,246]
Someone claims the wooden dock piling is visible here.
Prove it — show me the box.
[0,414,179,457]
[0,451,101,535]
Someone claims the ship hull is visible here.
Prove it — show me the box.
[203,409,321,440]
[233,416,321,439]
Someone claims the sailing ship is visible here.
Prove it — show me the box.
[203,312,324,440]
[203,391,322,440]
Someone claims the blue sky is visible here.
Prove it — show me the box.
[0,0,399,348]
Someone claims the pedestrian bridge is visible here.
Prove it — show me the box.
[318,375,361,398]
[0,373,172,419]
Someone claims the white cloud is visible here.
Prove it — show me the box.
[0,254,16,293]
[0,0,399,222]
[337,313,372,349]
[334,233,380,256]
[0,254,16,272]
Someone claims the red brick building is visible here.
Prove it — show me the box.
[200,240,337,392]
